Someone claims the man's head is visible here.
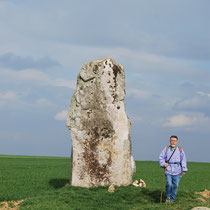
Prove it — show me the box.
[170,135,178,148]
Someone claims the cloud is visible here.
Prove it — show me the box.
[127,88,152,100]
[50,44,210,84]
[0,0,210,161]
[163,113,210,129]
[0,1,14,9]
[2,69,49,81]
[0,90,17,106]
[35,98,51,106]
[0,130,24,142]
[1,0,210,65]
[174,92,210,113]
[0,52,61,70]
[54,110,68,121]
[175,97,202,110]
[128,113,143,123]
[0,90,17,100]
[0,68,76,89]
[52,79,76,89]
[197,91,210,98]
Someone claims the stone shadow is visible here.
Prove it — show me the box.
[49,178,69,189]
[141,188,163,203]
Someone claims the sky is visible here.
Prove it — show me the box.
[0,0,210,162]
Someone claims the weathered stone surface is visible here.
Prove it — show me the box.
[108,184,115,193]
[140,179,146,187]
[132,179,146,188]
[132,180,139,187]
[66,57,135,187]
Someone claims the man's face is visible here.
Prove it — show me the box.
[170,137,178,148]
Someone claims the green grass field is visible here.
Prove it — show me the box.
[0,155,209,209]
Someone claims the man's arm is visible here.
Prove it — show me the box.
[180,149,188,175]
[159,147,167,168]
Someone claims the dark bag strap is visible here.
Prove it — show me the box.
[166,146,177,163]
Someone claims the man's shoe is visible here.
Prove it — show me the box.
[165,197,171,203]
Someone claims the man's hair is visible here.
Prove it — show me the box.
[170,135,178,140]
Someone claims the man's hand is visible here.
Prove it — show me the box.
[181,173,185,177]
[164,163,168,168]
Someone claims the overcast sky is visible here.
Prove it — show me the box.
[0,0,210,162]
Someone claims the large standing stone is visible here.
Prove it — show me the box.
[66,57,136,187]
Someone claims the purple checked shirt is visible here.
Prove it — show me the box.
[159,146,188,175]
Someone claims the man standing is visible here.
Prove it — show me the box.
[159,135,188,202]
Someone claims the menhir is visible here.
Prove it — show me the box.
[66,58,136,187]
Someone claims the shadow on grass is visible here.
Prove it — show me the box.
[141,188,163,203]
[49,178,69,189]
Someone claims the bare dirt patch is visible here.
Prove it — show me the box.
[195,189,210,205]
[196,197,208,203]
[196,189,210,199]
[0,200,24,210]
